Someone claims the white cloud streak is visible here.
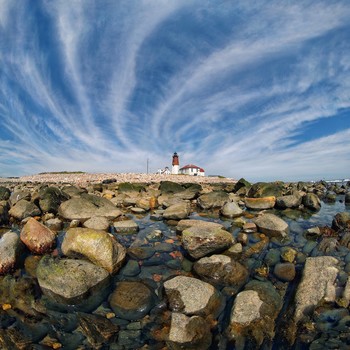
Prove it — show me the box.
[0,0,349,180]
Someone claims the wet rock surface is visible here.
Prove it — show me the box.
[0,177,349,349]
[182,225,234,259]
[0,231,23,274]
[36,256,110,304]
[20,217,56,254]
[109,281,156,320]
[61,227,126,273]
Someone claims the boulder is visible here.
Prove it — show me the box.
[9,190,31,206]
[163,202,190,220]
[0,231,23,274]
[193,254,248,287]
[234,178,251,193]
[167,312,212,350]
[77,312,119,348]
[36,256,110,304]
[109,281,155,320]
[324,192,336,203]
[302,193,321,211]
[118,182,145,193]
[176,219,224,233]
[273,263,296,282]
[294,256,339,322]
[61,185,86,197]
[230,290,263,324]
[159,181,184,194]
[44,217,63,231]
[254,213,289,238]
[58,194,122,221]
[332,212,350,232]
[164,276,222,317]
[61,228,126,274]
[83,216,110,231]
[38,186,69,214]
[20,218,56,254]
[197,191,229,210]
[0,187,10,201]
[275,194,302,209]
[8,200,41,221]
[245,196,276,210]
[182,226,234,259]
[229,280,282,348]
[247,182,284,198]
[220,201,243,218]
[0,202,9,225]
[345,193,350,205]
[113,220,139,234]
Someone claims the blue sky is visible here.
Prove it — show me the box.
[0,0,349,181]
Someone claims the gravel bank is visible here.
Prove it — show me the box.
[0,173,236,186]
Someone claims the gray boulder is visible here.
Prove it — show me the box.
[9,190,31,206]
[58,194,122,221]
[36,256,110,304]
[0,231,23,274]
[167,312,212,350]
[163,202,190,220]
[302,193,321,211]
[230,290,263,325]
[164,276,222,317]
[113,219,139,234]
[220,201,243,218]
[294,256,339,322]
[176,219,224,233]
[61,228,126,274]
[254,213,289,238]
[193,254,248,287]
[275,194,302,209]
[83,216,110,231]
[197,191,229,210]
[228,280,282,348]
[9,200,41,221]
[61,185,86,197]
[182,226,234,259]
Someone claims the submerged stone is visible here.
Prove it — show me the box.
[109,281,156,320]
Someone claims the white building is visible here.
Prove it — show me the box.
[179,164,205,176]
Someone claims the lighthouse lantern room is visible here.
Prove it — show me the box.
[172,152,179,175]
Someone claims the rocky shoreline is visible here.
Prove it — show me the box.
[0,172,236,186]
[0,177,350,349]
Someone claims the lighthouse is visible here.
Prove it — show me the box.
[172,152,179,175]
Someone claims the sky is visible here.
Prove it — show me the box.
[0,0,350,182]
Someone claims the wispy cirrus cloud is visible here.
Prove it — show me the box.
[0,0,349,181]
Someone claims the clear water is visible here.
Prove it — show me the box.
[2,196,350,349]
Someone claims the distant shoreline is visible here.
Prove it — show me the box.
[0,172,236,186]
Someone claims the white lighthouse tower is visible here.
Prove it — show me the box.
[172,152,179,175]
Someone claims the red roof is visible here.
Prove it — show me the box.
[180,164,205,172]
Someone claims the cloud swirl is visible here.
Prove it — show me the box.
[0,0,349,181]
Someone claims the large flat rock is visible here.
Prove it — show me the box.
[294,256,339,322]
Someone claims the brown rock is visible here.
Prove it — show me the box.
[20,218,56,254]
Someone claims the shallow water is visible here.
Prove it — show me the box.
[2,197,350,349]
